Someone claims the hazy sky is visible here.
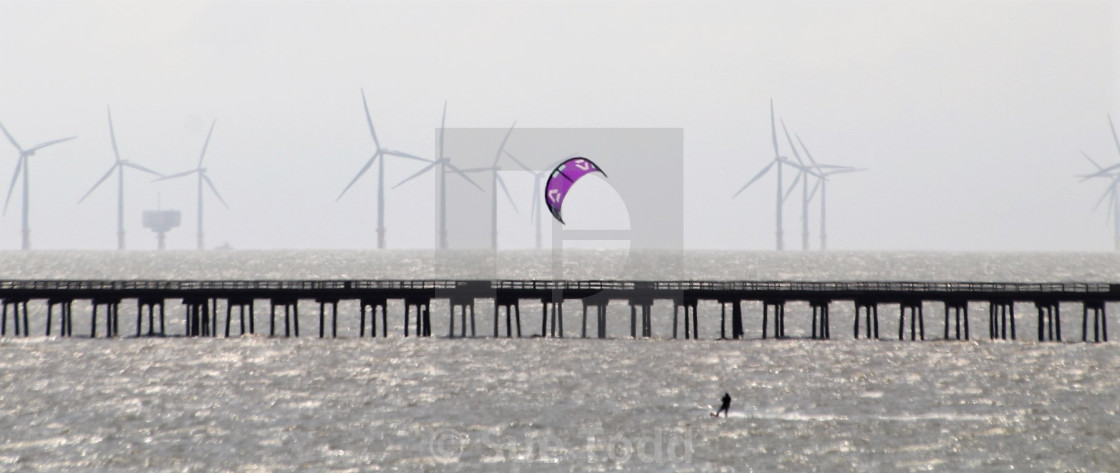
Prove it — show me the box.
[0,0,1117,251]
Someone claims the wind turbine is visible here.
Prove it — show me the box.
[155,120,227,250]
[0,120,76,250]
[78,106,164,250]
[778,119,821,251]
[1077,114,1120,251]
[460,121,519,250]
[391,101,484,249]
[732,99,800,250]
[795,134,867,251]
[504,152,573,250]
[336,89,430,249]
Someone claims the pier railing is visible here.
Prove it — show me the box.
[0,279,1113,293]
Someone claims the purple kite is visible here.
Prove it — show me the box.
[544,156,607,224]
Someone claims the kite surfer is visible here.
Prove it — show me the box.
[712,392,731,418]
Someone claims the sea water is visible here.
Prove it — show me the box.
[0,250,1118,471]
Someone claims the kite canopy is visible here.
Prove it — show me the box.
[544,156,607,224]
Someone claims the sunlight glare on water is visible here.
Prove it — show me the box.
[0,250,1118,471]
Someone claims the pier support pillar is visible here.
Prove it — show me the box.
[1036,302,1061,342]
[92,299,121,338]
[719,302,726,339]
[492,299,520,338]
[222,299,253,337]
[597,304,607,339]
[854,302,879,339]
[539,300,560,338]
[673,300,699,339]
[943,302,969,340]
[269,299,299,337]
[582,300,606,339]
[45,299,74,337]
[718,300,743,340]
[1082,301,1106,343]
[762,301,784,339]
[1,299,29,337]
[316,299,339,338]
[404,299,432,337]
[897,302,924,341]
[629,301,654,339]
[448,299,477,338]
[989,301,1015,341]
[360,298,388,338]
[136,298,166,337]
[810,301,831,340]
[184,299,215,337]
[731,300,744,339]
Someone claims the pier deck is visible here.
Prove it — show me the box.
[1,279,1116,342]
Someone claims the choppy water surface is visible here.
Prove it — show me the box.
[0,251,1118,471]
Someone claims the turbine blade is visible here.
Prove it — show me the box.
[496,174,518,213]
[392,161,437,189]
[1080,163,1120,181]
[807,177,822,202]
[202,174,229,209]
[781,119,805,167]
[108,105,122,162]
[770,99,780,159]
[336,153,380,201]
[826,167,868,176]
[1109,113,1120,160]
[154,169,199,181]
[0,121,21,151]
[198,120,216,167]
[494,120,516,166]
[122,161,162,177]
[732,160,775,198]
[26,136,76,153]
[1094,183,1113,210]
[782,172,802,204]
[1082,151,1104,171]
[360,88,381,151]
[438,101,446,161]
[78,164,118,203]
[445,161,484,192]
[504,150,534,173]
[794,133,819,167]
[382,149,430,162]
[3,157,24,215]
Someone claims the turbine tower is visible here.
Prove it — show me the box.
[78,106,164,250]
[156,120,227,250]
[460,122,519,250]
[392,102,483,250]
[732,99,799,250]
[795,134,866,251]
[336,89,429,249]
[779,119,821,251]
[1078,114,1120,251]
[0,120,76,250]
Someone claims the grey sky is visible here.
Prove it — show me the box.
[0,0,1116,251]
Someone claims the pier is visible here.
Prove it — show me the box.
[0,279,1117,342]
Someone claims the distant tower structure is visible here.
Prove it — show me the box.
[143,210,181,250]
